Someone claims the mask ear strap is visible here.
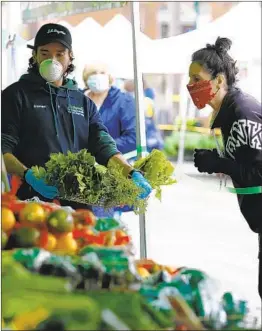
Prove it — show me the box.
[209,76,220,98]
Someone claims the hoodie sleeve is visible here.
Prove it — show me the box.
[114,95,137,154]
[1,85,23,154]
[218,97,262,187]
[86,98,120,166]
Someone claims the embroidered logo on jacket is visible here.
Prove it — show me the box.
[226,119,262,158]
[34,105,46,108]
[67,105,84,117]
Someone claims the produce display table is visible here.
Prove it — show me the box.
[1,194,260,331]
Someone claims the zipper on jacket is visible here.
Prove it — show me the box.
[211,129,228,190]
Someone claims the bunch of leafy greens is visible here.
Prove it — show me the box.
[32,149,176,212]
[134,149,176,200]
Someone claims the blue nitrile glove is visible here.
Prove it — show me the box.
[131,171,152,199]
[24,169,59,199]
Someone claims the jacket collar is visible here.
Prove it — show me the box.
[211,87,239,129]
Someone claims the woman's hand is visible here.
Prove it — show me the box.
[194,149,221,174]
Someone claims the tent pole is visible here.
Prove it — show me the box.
[177,74,189,165]
[130,2,148,259]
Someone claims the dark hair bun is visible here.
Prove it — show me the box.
[214,37,232,54]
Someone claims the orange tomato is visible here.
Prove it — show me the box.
[55,232,78,254]
[115,229,127,238]
[19,203,46,224]
[137,267,150,278]
[1,207,16,232]
[39,232,57,251]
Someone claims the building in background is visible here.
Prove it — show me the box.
[2,1,239,117]
[7,2,238,40]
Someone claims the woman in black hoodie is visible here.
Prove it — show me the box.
[187,37,262,298]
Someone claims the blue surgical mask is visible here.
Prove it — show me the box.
[87,74,109,93]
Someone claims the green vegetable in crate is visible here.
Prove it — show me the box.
[32,149,175,210]
[3,286,101,330]
[134,149,176,199]
[164,131,223,158]
[87,291,174,330]
[32,150,145,213]
[2,231,8,249]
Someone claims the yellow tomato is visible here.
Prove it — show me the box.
[1,207,16,231]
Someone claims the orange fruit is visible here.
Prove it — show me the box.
[115,229,127,239]
[103,231,116,246]
[42,233,57,251]
[19,203,46,224]
[55,232,78,254]
[137,267,150,278]
[1,207,16,231]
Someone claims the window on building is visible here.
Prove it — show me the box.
[160,4,168,12]
[160,22,169,38]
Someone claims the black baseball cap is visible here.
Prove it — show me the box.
[27,23,72,50]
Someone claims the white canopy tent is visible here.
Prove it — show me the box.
[5,2,261,83]
[70,17,104,85]
[149,2,261,74]
[101,14,152,79]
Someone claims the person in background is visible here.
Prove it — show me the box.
[143,77,156,101]
[82,63,137,217]
[144,97,164,152]
[187,37,262,299]
[124,78,156,101]
[123,79,135,97]
[123,79,164,152]
[82,63,136,155]
[1,23,152,212]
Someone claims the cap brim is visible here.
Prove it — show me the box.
[27,39,71,50]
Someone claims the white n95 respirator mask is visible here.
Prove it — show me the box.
[39,59,64,83]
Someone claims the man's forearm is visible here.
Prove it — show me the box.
[3,153,28,178]
[107,153,133,177]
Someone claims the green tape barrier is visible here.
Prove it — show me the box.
[226,186,262,195]
[123,146,148,160]
[136,146,147,154]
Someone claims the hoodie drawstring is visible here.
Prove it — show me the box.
[66,89,77,148]
[47,83,59,138]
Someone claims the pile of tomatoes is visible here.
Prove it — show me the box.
[1,193,131,255]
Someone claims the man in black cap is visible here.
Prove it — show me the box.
[2,23,152,208]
